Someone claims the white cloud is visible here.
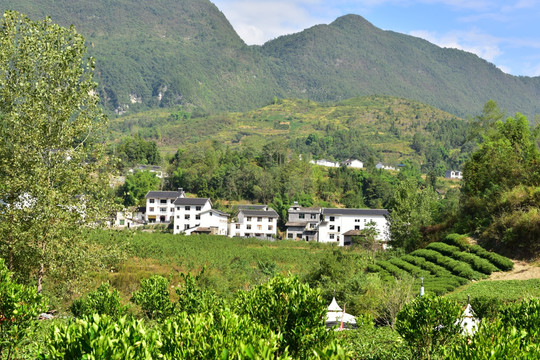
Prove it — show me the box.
[409,29,502,61]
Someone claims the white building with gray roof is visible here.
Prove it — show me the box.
[229,208,278,239]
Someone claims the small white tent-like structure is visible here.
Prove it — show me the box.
[458,302,479,336]
[326,297,357,330]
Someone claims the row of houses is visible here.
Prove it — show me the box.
[116,189,390,247]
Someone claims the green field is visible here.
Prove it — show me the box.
[446,279,540,303]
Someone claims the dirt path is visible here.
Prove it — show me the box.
[489,260,540,281]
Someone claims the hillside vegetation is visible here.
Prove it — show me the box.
[1,1,539,118]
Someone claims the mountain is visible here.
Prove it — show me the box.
[1,1,539,118]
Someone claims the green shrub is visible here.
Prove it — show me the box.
[441,234,469,250]
[39,315,161,359]
[469,296,503,320]
[425,242,460,257]
[451,252,499,275]
[396,294,463,360]
[377,261,409,278]
[468,245,514,271]
[401,255,453,277]
[235,274,331,359]
[388,258,430,278]
[338,325,412,360]
[130,275,173,320]
[70,282,126,318]
[0,259,46,360]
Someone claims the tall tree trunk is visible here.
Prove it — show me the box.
[37,262,44,293]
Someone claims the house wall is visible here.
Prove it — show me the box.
[172,201,211,234]
[318,214,389,246]
[230,212,277,238]
[146,197,176,223]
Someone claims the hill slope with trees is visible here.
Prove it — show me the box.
[1,0,539,118]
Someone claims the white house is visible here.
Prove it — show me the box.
[317,208,389,247]
[229,208,278,239]
[375,162,396,171]
[145,190,184,223]
[173,197,210,234]
[445,170,463,179]
[343,159,363,169]
[309,159,340,168]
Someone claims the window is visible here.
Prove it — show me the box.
[338,226,340,232]
[236,224,240,229]
[288,233,293,239]
[246,224,251,230]
[355,219,360,223]
[149,207,154,212]
[160,199,167,204]
[329,234,335,240]
[195,214,200,220]
[268,225,273,231]
[247,217,252,221]
[311,214,317,219]
[329,216,335,221]
[177,207,180,210]
[329,225,335,230]
[176,215,179,219]
[364,219,367,222]
[170,208,174,212]
[176,226,179,229]
[149,199,155,204]
[184,224,189,230]
[257,225,262,230]
[170,199,175,203]
[185,214,190,220]
[196,206,201,211]
[355,225,360,230]
[299,214,305,219]
[160,207,167,212]
[185,206,191,211]
[119,219,125,225]
[257,217,262,222]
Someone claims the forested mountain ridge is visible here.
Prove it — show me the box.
[2,0,539,118]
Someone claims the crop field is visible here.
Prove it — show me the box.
[366,234,515,295]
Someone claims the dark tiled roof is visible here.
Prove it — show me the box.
[288,207,321,213]
[323,208,389,216]
[236,204,267,210]
[285,221,308,227]
[146,191,180,199]
[240,209,278,218]
[173,197,210,206]
[343,230,364,236]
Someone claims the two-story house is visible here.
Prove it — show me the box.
[229,207,278,239]
[145,189,184,223]
[317,208,389,246]
[285,203,322,241]
[172,197,228,235]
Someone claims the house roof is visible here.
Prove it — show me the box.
[240,209,278,218]
[236,204,267,211]
[288,207,321,213]
[323,208,388,216]
[173,197,210,206]
[342,230,364,236]
[200,209,230,217]
[145,191,181,199]
[285,221,308,227]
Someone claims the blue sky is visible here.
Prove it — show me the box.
[212,0,540,76]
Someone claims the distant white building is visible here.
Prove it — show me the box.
[285,203,389,247]
[318,208,389,246]
[229,208,278,239]
[376,162,396,171]
[310,159,340,168]
[130,165,164,178]
[343,159,363,169]
[145,189,183,223]
[172,197,229,236]
[445,170,463,179]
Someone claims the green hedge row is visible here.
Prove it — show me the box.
[468,245,514,271]
[401,255,453,278]
[411,249,485,280]
[377,260,410,279]
[425,242,461,257]
[451,251,499,275]
[388,258,431,278]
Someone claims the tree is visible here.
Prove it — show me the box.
[119,170,160,207]
[396,294,463,360]
[0,11,111,294]
[387,178,439,251]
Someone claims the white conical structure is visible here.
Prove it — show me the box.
[326,297,356,329]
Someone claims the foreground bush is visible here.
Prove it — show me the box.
[130,275,173,320]
[70,282,126,318]
[396,295,462,360]
[0,258,46,360]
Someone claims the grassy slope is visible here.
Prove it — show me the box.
[109,95,463,163]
